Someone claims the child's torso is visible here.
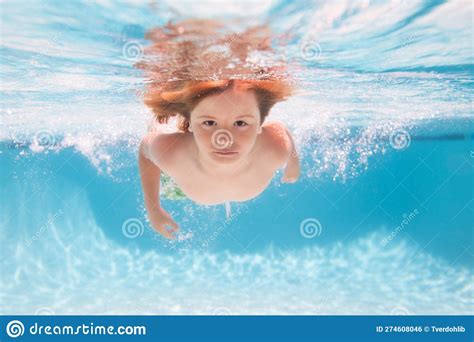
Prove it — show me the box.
[159,133,279,205]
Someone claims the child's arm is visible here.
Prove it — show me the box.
[138,134,180,239]
[281,126,300,183]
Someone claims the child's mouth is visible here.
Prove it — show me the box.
[214,151,238,156]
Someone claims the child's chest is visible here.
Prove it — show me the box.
[168,158,277,205]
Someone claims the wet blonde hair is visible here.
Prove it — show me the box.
[136,19,293,132]
[143,79,291,132]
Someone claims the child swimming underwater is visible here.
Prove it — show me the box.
[137,21,300,239]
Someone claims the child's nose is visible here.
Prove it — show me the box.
[211,128,234,150]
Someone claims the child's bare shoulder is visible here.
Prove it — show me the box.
[142,131,188,167]
[261,121,292,167]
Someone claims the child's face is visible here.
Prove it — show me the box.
[189,87,261,164]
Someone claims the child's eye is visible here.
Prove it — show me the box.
[234,120,248,127]
[202,120,216,127]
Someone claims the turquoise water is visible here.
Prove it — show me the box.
[1,0,473,314]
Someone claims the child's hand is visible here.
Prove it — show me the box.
[148,207,180,239]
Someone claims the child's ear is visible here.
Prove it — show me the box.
[185,119,193,132]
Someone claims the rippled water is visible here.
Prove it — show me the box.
[1,0,473,314]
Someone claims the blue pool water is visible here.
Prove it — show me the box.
[1,0,473,314]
